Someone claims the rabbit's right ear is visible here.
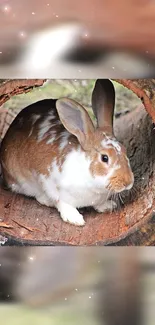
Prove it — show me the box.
[92,79,115,133]
[56,98,95,149]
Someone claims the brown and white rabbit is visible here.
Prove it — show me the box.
[0,79,134,226]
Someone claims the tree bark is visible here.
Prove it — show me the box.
[114,79,155,122]
[0,79,45,107]
[0,79,155,246]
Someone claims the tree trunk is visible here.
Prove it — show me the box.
[0,79,155,246]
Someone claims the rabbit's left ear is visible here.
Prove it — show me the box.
[56,98,95,148]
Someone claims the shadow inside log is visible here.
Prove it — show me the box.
[0,103,155,246]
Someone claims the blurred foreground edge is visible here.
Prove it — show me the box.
[1,0,155,77]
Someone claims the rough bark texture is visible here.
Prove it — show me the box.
[0,79,155,246]
[114,79,155,122]
[0,79,45,107]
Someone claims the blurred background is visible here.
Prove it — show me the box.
[0,0,155,77]
[1,1,155,323]
[0,79,142,150]
[0,247,155,325]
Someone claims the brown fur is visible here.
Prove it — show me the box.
[0,79,134,195]
[0,101,133,194]
[109,157,134,192]
[0,102,80,187]
[83,128,134,191]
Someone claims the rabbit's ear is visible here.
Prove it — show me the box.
[56,98,95,148]
[92,79,115,133]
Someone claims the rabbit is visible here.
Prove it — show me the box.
[0,79,134,226]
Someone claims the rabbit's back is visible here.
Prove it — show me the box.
[0,99,75,196]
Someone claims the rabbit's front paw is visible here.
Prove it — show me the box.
[57,201,85,226]
[94,200,117,213]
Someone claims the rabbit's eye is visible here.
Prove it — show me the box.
[101,154,109,163]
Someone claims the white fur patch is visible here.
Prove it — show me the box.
[126,156,131,168]
[59,131,70,150]
[10,171,43,198]
[28,128,33,138]
[28,114,41,137]
[57,201,85,226]
[11,183,20,192]
[59,149,111,207]
[94,163,116,190]
[48,111,55,120]
[37,117,52,142]
[37,113,61,142]
[48,111,62,123]
[31,114,41,124]
[101,136,122,154]
[46,136,56,145]
[95,200,117,213]
[36,194,52,207]
[39,160,60,202]
[27,148,108,210]
[46,130,57,144]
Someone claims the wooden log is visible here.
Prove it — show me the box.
[0,79,45,107]
[0,79,155,245]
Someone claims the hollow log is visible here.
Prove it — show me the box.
[0,79,155,246]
